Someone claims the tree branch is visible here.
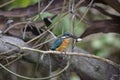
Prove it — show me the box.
[100,0,120,13]
[92,5,120,18]
[80,19,120,38]
[0,35,119,80]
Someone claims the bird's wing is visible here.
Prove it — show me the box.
[51,38,63,50]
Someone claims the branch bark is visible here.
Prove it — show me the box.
[80,19,120,38]
[100,0,120,13]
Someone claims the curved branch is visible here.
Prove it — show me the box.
[0,0,15,8]
[92,6,120,18]
[80,19,120,38]
[100,0,120,13]
[0,61,70,80]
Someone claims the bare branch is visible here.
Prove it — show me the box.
[92,6,120,18]
[0,0,15,8]
[100,0,120,13]
[80,19,120,38]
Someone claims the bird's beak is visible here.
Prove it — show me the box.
[69,34,82,42]
[69,34,78,39]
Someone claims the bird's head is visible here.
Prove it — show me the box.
[61,32,82,41]
[61,32,73,38]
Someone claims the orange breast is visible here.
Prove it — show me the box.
[56,39,70,51]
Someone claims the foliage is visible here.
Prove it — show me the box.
[7,0,39,10]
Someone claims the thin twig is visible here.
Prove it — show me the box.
[33,0,54,21]
[0,59,70,80]
[0,53,26,69]
[41,0,54,14]
[0,0,15,8]
[33,37,55,48]
[3,22,28,34]
[75,0,84,9]
[48,30,57,39]
[20,47,118,67]
[4,40,118,67]
[26,30,48,44]
[76,0,94,26]
[71,0,76,52]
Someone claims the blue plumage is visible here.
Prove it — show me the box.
[51,38,63,50]
[62,32,72,36]
[51,32,74,51]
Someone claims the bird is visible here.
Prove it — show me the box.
[51,32,76,51]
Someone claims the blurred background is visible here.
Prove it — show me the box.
[0,0,120,80]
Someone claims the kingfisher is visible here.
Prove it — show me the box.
[51,32,78,51]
